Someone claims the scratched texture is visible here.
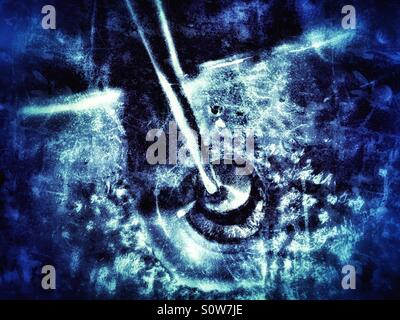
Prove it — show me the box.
[1,0,400,299]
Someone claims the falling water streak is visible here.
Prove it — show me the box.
[124,0,218,194]
[155,0,185,80]
[88,0,97,86]
[90,0,97,50]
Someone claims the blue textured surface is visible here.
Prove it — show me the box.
[0,0,400,299]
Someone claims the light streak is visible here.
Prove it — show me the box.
[20,89,122,117]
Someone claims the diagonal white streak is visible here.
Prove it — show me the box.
[155,0,185,80]
[125,0,218,194]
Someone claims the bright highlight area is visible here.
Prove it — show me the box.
[19,89,122,117]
